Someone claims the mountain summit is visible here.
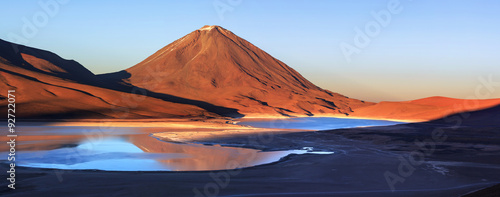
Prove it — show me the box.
[125,25,372,117]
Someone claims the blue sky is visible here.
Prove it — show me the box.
[1,0,499,102]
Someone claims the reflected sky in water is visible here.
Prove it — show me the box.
[9,118,396,171]
[14,135,332,171]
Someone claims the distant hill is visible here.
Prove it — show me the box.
[0,39,96,84]
[350,96,500,122]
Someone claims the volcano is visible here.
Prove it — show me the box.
[0,25,374,119]
[124,25,372,117]
[2,26,497,120]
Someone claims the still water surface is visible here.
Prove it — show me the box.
[16,136,331,171]
[238,117,402,130]
[10,118,399,171]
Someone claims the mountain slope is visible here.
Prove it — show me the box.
[125,25,373,117]
[0,39,97,84]
[0,39,214,119]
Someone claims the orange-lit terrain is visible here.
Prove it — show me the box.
[1,25,499,197]
[350,96,500,122]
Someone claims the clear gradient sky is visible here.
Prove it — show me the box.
[1,0,499,102]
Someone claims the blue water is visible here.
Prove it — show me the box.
[8,117,395,171]
[13,136,333,171]
[16,137,176,171]
[238,117,403,130]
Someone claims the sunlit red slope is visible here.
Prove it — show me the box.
[0,39,214,119]
[125,25,373,117]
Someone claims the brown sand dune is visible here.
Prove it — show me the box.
[350,96,500,122]
[123,25,373,117]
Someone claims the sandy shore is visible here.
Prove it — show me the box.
[2,119,310,152]
[152,127,309,143]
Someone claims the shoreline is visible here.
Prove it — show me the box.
[3,120,500,197]
[10,115,415,128]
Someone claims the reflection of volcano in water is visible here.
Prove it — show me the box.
[128,134,323,171]
[16,133,332,171]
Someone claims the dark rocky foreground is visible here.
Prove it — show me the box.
[2,118,500,197]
